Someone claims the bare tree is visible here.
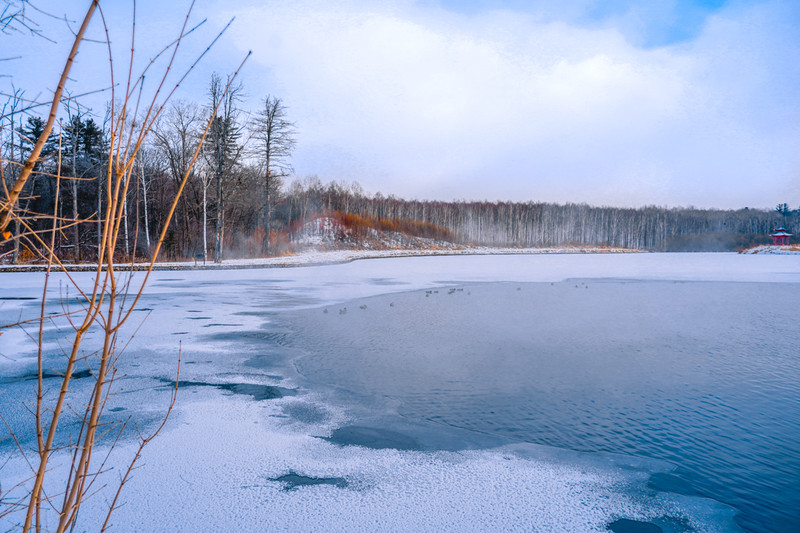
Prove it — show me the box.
[0,1,97,235]
[0,91,27,263]
[205,73,245,263]
[152,100,201,257]
[251,95,295,254]
[60,102,103,262]
[134,146,164,256]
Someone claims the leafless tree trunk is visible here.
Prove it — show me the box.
[214,131,225,262]
[139,159,151,251]
[152,100,201,257]
[67,112,82,262]
[252,95,295,255]
[97,164,102,257]
[123,193,129,257]
[206,73,244,262]
[202,174,209,259]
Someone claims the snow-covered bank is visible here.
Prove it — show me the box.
[742,245,800,255]
[0,245,637,272]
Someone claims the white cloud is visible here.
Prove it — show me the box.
[3,1,795,208]
[220,0,798,207]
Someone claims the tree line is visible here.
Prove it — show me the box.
[2,82,797,262]
[1,72,295,263]
[283,179,796,251]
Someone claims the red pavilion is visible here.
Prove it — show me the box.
[770,227,792,245]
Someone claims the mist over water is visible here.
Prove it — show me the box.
[282,280,800,532]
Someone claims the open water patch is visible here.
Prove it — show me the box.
[42,368,92,380]
[270,471,349,491]
[323,425,421,451]
[0,368,95,384]
[608,518,663,533]
[158,378,296,400]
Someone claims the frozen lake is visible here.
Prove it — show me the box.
[1,253,799,532]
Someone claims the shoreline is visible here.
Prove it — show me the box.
[0,245,640,272]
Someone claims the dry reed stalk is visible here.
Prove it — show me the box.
[0,2,250,531]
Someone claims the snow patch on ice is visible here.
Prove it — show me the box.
[0,395,737,532]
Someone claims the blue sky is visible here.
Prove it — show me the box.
[2,0,798,209]
[423,0,730,46]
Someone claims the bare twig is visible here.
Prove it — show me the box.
[2,4,246,530]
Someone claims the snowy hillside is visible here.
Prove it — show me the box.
[291,216,465,251]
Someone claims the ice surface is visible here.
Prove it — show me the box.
[283,280,800,530]
[2,253,795,531]
[0,395,737,532]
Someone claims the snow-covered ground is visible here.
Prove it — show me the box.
[742,245,800,255]
[2,253,798,531]
[0,245,637,272]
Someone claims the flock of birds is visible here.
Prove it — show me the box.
[320,283,589,316]
[322,286,477,316]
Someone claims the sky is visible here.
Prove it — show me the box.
[1,0,799,209]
